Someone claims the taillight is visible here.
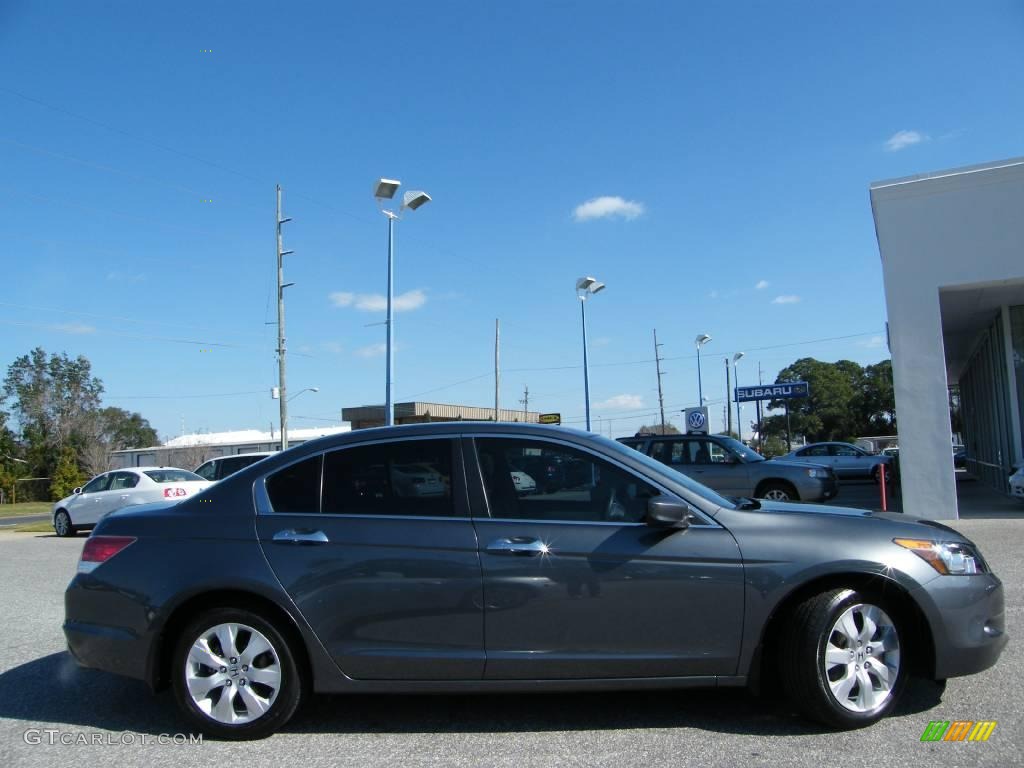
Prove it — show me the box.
[78,536,136,574]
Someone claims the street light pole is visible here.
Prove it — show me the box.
[733,352,745,442]
[374,179,431,427]
[695,334,712,406]
[576,276,606,432]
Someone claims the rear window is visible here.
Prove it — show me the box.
[144,469,206,483]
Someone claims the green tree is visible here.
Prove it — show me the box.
[2,348,104,477]
[81,407,160,475]
[636,422,681,435]
[51,444,84,500]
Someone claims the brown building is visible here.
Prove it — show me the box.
[342,401,541,431]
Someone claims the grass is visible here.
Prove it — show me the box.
[0,501,51,518]
[13,521,55,533]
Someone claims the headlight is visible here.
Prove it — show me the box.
[894,538,989,575]
[806,468,830,479]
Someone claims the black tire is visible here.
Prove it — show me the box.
[54,510,76,537]
[758,482,799,502]
[171,607,304,740]
[780,588,907,729]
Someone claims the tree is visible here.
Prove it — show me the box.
[2,348,103,476]
[636,422,681,435]
[80,407,159,476]
[51,444,84,500]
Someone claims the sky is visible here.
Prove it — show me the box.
[2,0,1023,441]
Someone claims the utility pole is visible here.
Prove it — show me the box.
[276,185,295,450]
[494,318,500,421]
[653,329,666,434]
[520,385,529,422]
[756,362,763,448]
[725,358,732,435]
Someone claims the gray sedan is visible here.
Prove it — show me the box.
[779,442,893,480]
[64,423,1005,740]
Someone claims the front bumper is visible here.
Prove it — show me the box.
[798,475,839,502]
[918,574,1007,679]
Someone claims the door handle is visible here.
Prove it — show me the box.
[120,494,130,499]
[272,529,329,545]
[486,537,550,556]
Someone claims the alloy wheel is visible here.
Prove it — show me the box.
[823,603,901,713]
[184,622,282,725]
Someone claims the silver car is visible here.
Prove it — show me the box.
[619,434,838,502]
[780,442,893,481]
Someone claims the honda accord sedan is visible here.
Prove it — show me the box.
[64,423,1006,739]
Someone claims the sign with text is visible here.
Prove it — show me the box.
[735,381,809,402]
[538,413,561,425]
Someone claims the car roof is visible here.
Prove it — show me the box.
[208,452,275,460]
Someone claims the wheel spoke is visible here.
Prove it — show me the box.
[186,672,226,700]
[215,624,239,660]
[869,661,892,690]
[237,684,271,718]
[241,635,272,665]
[858,606,879,644]
[247,665,281,689]
[212,686,237,724]
[830,670,857,703]
[855,668,878,710]
[824,644,850,669]
[189,638,224,670]
[837,611,860,645]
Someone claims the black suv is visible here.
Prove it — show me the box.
[619,433,838,502]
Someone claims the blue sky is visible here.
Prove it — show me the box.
[2,0,1023,440]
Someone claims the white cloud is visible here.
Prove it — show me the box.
[857,335,885,349]
[106,270,146,283]
[355,343,387,358]
[708,289,719,299]
[885,130,929,152]
[50,322,96,334]
[771,295,801,305]
[573,196,645,222]
[321,341,344,354]
[330,289,427,312]
[755,279,769,290]
[595,394,644,410]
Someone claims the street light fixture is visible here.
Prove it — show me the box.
[694,333,712,406]
[576,276,606,432]
[374,178,431,427]
[287,387,319,403]
[732,352,745,442]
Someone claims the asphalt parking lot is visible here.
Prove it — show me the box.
[0,521,1019,768]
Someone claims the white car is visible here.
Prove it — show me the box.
[1010,465,1024,501]
[52,467,211,537]
[510,470,537,495]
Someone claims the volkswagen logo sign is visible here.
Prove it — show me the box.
[687,410,706,430]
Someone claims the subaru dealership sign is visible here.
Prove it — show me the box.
[734,381,809,403]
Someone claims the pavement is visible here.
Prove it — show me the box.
[0,519,1019,768]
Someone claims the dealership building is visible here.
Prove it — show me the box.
[871,157,1024,518]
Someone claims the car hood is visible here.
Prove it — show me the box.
[746,499,967,537]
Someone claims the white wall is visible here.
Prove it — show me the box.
[871,158,1024,518]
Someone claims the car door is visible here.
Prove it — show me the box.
[829,444,866,478]
[69,473,113,525]
[468,435,744,680]
[676,438,750,496]
[255,437,484,681]
[105,471,141,513]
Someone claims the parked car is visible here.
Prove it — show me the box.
[1010,465,1024,500]
[619,433,837,502]
[510,469,537,495]
[63,423,1005,740]
[52,467,211,537]
[778,442,893,481]
[194,452,275,482]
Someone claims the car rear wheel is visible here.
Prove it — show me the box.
[759,482,798,501]
[172,608,303,740]
[54,510,76,537]
[781,588,905,728]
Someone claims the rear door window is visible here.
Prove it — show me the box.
[266,455,323,514]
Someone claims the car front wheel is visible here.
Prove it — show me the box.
[172,608,303,740]
[759,482,798,502]
[54,510,76,537]
[781,588,905,728]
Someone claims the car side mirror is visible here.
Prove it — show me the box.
[646,496,691,529]
[73,487,82,495]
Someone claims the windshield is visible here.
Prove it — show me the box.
[596,435,736,509]
[716,437,766,463]
[144,469,206,483]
